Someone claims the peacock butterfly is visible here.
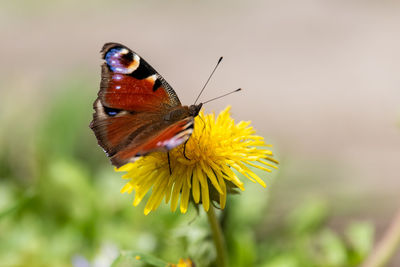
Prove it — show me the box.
[90,43,203,167]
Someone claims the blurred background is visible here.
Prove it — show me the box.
[1,0,399,266]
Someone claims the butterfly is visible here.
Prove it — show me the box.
[90,43,203,168]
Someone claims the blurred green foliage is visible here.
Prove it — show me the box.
[0,76,374,267]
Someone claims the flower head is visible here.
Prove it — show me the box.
[117,106,278,215]
[169,258,194,267]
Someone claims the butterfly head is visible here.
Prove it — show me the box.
[188,103,203,117]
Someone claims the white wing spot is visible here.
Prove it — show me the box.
[120,48,129,55]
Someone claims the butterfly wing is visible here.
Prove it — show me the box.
[90,43,193,167]
[110,117,194,166]
[99,42,181,111]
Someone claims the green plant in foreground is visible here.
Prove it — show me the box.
[4,80,398,266]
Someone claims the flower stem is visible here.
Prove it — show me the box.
[362,207,400,267]
[206,205,228,267]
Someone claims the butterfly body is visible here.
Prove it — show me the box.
[90,43,202,167]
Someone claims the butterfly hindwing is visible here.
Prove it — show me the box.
[110,117,194,167]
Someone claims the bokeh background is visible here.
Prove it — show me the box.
[1,0,399,266]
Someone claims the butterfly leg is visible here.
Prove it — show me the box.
[183,140,190,160]
[167,151,172,175]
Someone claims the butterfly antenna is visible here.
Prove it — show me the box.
[202,88,242,104]
[194,56,223,105]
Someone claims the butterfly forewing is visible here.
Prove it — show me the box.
[100,43,181,110]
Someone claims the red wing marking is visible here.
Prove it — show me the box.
[111,117,194,167]
[101,74,170,112]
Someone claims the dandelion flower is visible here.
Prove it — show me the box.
[169,258,194,267]
[117,106,278,215]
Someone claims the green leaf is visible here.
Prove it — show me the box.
[229,230,256,267]
[261,254,299,267]
[0,190,35,220]
[111,251,169,267]
[346,221,374,259]
[317,229,347,266]
[287,198,328,235]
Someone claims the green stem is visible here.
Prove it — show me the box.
[362,207,400,267]
[206,205,228,267]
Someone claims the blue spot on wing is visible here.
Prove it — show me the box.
[104,106,121,117]
[105,48,133,73]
